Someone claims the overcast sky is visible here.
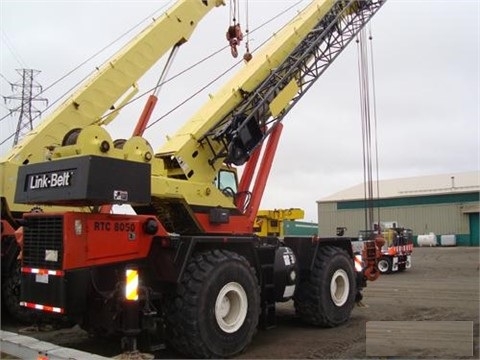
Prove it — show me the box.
[1,0,478,222]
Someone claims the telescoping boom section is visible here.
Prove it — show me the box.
[15,0,386,358]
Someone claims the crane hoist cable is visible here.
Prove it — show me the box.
[0,1,304,146]
[368,25,381,230]
[114,0,304,132]
[356,25,381,233]
[145,0,304,131]
[243,0,252,62]
[227,0,244,58]
[227,0,251,61]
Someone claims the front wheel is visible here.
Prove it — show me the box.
[377,256,392,274]
[294,246,356,327]
[165,250,260,358]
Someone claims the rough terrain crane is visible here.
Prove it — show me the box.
[0,0,225,322]
[13,0,386,357]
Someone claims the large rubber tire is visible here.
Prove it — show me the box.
[294,246,356,327]
[377,256,392,274]
[165,249,260,358]
[1,260,37,324]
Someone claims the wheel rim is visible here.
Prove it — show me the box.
[215,282,248,333]
[330,269,349,307]
[377,259,389,273]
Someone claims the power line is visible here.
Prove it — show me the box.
[0,3,172,127]
[1,29,28,68]
[0,0,304,145]
[0,73,13,86]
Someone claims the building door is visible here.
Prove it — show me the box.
[469,213,479,246]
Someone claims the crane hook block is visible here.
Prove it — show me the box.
[226,24,243,58]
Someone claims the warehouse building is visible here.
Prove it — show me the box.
[317,171,479,246]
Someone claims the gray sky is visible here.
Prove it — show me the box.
[1,0,478,222]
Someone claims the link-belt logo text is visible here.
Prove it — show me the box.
[28,171,73,189]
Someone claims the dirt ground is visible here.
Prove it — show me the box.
[2,247,479,359]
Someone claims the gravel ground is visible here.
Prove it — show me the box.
[2,246,479,359]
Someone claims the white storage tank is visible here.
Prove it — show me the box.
[417,233,437,247]
[440,234,457,246]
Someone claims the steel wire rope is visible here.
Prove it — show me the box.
[367,25,382,228]
[0,0,304,145]
[357,25,380,234]
[1,29,28,68]
[0,73,12,86]
[0,28,29,126]
[0,2,172,126]
[0,73,14,111]
[142,0,305,131]
[0,2,173,145]
[357,29,373,232]
[145,54,243,130]
[79,0,303,131]
[41,2,174,97]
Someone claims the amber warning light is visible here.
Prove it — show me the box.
[125,269,139,301]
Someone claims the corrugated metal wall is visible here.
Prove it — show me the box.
[283,220,318,236]
[318,201,471,240]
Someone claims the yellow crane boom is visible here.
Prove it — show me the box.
[0,0,224,215]
[18,0,386,235]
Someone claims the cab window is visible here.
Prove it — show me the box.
[217,169,238,194]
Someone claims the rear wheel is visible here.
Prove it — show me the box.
[377,256,392,274]
[2,253,72,327]
[294,246,356,327]
[165,250,260,358]
[2,260,37,324]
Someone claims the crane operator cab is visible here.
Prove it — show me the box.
[215,168,239,199]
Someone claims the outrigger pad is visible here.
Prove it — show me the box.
[15,155,151,206]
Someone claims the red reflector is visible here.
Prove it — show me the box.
[20,301,64,314]
[21,267,64,276]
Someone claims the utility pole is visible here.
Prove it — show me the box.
[4,69,48,145]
